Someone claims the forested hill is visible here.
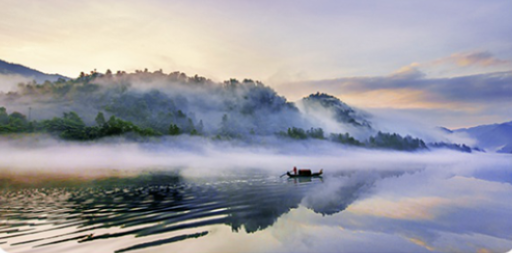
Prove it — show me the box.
[2,70,304,136]
[0,59,69,83]
[0,69,470,152]
[300,93,371,128]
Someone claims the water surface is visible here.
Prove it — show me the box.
[1,168,511,253]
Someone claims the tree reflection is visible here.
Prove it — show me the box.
[0,170,410,252]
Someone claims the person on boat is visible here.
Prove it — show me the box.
[293,166,297,175]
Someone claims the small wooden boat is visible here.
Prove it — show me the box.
[287,168,323,178]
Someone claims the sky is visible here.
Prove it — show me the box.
[0,0,511,128]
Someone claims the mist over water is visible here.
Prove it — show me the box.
[1,136,511,253]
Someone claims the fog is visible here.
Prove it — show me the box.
[0,135,508,181]
[2,134,511,253]
[0,74,31,93]
[365,108,477,145]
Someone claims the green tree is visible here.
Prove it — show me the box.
[105,116,124,136]
[95,112,106,126]
[286,127,307,139]
[43,112,87,140]
[307,127,324,139]
[8,112,29,131]
[331,133,362,146]
[63,111,85,127]
[0,107,8,125]
[169,124,180,135]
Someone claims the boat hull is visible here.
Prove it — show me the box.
[286,172,322,178]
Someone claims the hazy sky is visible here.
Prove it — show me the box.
[1,0,511,127]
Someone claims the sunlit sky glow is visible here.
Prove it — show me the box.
[1,0,511,128]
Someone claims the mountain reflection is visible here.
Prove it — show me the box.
[304,170,407,215]
[0,170,405,252]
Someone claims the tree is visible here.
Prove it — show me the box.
[0,107,8,125]
[365,132,427,151]
[185,118,195,133]
[9,111,27,122]
[331,133,362,146]
[177,110,186,118]
[219,114,232,136]
[196,119,204,133]
[104,116,123,136]
[169,124,180,135]
[8,112,28,131]
[42,112,87,140]
[63,111,85,127]
[0,108,28,133]
[286,127,307,140]
[307,127,324,139]
[95,112,106,126]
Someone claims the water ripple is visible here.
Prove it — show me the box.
[0,172,325,252]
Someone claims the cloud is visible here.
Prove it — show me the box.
[274,49,512,116]
[281,70,512,111]
[434,51,511,67]
[389,64,425,80]
[270,65,512,128]
[346,196,451,220]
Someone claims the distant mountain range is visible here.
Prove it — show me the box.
[0,58,69,83]
[452,121,512,153]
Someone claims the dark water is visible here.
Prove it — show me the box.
[0,171,329,253]
[1,169,512,253]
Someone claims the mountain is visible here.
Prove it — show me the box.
[0,71,309,137]
[454,121,512,153]
[498,144,512,153]
[0,67,465,152]
[436,126,453,134]
[0,59,69,83]
[299,92,372,129]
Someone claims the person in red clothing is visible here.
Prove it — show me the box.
[293,166,297,175]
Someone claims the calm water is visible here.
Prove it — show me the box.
[1,168,511,253]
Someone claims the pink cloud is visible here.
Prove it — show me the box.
[434,51,510,67]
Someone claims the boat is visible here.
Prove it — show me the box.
[286,168,323,178]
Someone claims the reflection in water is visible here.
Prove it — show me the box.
[2,168,511,253]
[0,171,339,252]
[304,170,407,215]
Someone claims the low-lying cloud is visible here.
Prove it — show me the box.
[0,73,31,93]
[1,135,509,180]
[1,135,511,253]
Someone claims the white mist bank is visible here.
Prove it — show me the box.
[1,135,511,253]
[0,135,510,182]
